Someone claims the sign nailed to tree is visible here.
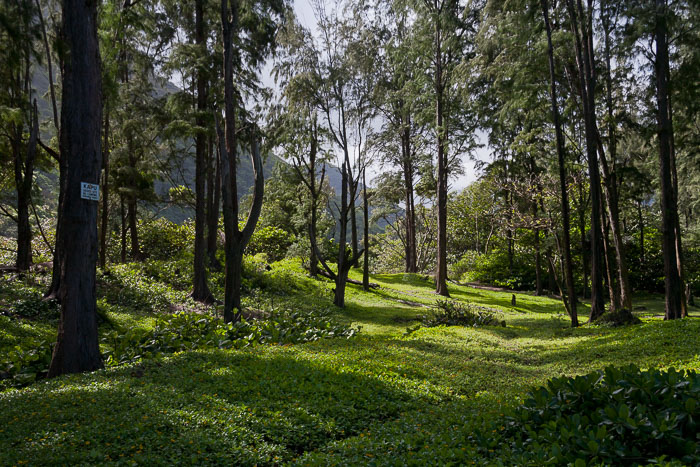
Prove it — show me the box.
[80,182,100,201]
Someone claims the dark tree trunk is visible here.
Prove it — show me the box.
[335,163,350,307]
[219,0,264,322]
[542,0,578,325]
[192,0,214,303]
[351,201,359,266]
[99,106,110,269]
[566,0,605,321]
[14,102,38,271]
[434,16,449,297]
[48,0,104,376]
[654,0,683,320]
[127,200,140,260]
[363,169,370,291]
[120,195,126,263]
[638,201,645,265]
[402,125,417,273]
[207,135,221,270]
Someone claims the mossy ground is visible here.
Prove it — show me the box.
[1,258,698,465]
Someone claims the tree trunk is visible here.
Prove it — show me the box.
[192,0,214,303]
[654,0,683,320]
[99,105,110,269]
[363,169,370,291]
[335,162,350,307]
[434,16,449,297]
[207,135,221,270]
[542,0,577,325]
[128,200,140,260]
[48,0,103,376]
[120,195,126,263]
[14,103,38,271]
[566,0,604,321]
[402,125,417,273]
[219,0,264,322]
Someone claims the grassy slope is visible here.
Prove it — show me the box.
[1,260,699,465]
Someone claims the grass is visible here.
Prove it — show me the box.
[1,258,699,465]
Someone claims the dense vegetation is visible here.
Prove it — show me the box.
[1,0,699,464]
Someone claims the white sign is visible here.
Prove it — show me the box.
[80,182,100,201]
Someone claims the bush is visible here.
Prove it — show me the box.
[138,218,195,261]
[420,299,503,328]
[102,304,357,366]
[247,225,295,262]
[457,250,536,291]
[0,339,53,389]
[472,365,700,465]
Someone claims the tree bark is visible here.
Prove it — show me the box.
[99,105,110,269]
[402,124,417,273]
[192,0,214,303]
[654,0,683,320]
[15,102,39,271]
[542,0,578,325]
[127,199,140,259]
[48,0,104,376]
[434,13,449,297]
[207,135,221,270]
[566,0,605,321]
[219,0,264,322]
[363,169,370,291]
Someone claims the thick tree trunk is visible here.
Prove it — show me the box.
[654,0,683,320]
[48,0,103,376]
[192,0,213,303]
[542,0,577,325]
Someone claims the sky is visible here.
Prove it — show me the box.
[274,0,490,191]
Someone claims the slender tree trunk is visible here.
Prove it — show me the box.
[219,0,264,322]
[120,195,126,263]
[99,106,110,269]
[351,200,359,264]
[335,162,350,307]
[542,0,578,325]
[14,103,38,271]
[128,200,139,259]
[654,0,683,320]
[638,200,645,265]
[207,135,221,270]
[192,0,213,303]
[566,0,605,321]
[363,169,370,291]
[402,125,417,273]
[48,0,103,376]
[434,17,449,297]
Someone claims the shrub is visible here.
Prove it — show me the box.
[246,225,295,262]
[101,304,358,366]
[138,218,195,260]
[421,299,503,328]
[0,339,53,389]
[472,365,700,466]
[457,249,536,291]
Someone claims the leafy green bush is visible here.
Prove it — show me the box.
[457,249,536,290]
[138,218,195,260]
[247,225,295,262]
[421,299,503,328]
[472,365,700,465]
[10,296,59,321]
[0,339,53,389]
[102,304,357,366]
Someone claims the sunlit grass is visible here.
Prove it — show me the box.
[1,258,698,465]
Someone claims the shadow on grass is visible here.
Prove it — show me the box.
[0,348,434,466]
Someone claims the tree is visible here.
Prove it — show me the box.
[654,0,683,320]
[48,0,104,376]
[0,1,41,271]
[218,0,284,322]
[541,0,578,326]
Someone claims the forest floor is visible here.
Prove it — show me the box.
[1,258,699,465]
